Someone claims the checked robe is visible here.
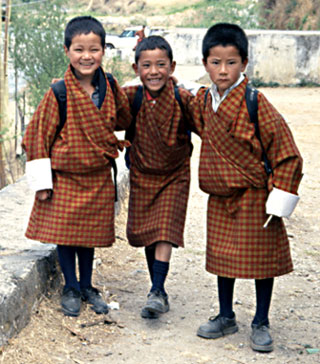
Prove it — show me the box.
[123,81,194,248]
[22,66,131,247]
[191,77,303,279]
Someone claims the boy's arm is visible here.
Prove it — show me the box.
[258,93,303,224]
[184,87,207,136]
[22,89,60,193]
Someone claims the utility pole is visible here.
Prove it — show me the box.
[0,2,7,188]
[0,0,11,188]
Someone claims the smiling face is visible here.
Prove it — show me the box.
[133,48,176,98]
[203,45,248,96]
[64,32,105,81]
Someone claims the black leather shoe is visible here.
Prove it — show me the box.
[61,287,81,317]
[197,314,238,339]
[81,286,109,314]
[250,324,274,352]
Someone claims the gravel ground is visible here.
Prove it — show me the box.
[1,87,319,364]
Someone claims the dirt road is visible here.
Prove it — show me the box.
[1,87,319,364]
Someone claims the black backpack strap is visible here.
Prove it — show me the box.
[245,85,273,176]
[106,72,116,94]
[204,87,210,108]
[51,80,67,138]
[124,85,143,169]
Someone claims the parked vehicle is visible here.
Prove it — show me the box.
[105,26,168,50]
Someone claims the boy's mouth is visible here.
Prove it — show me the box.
[148,78,162,85]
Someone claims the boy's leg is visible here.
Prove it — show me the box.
[143,241,171,315]
[250,278,274,352]
[197,276,238,339]
[145,243,156,283]
[152,241,172,295]
[57,245,81,316]
[77,247,108,314]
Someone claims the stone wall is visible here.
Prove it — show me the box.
[120,28,320,86]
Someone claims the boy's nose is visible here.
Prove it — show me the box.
[220,63,227,73]
[150,65,158,73]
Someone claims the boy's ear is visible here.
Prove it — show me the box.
[63,45,69,56]
[241,58,248,72]
[170,60,176,75]
[132,63,139,75]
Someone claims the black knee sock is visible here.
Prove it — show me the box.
[57,245,79,291]
[77,247,94,290]
[218,276,236,319]
[253,278,274,326]
[145,244,156,283]
[151,259,169,295]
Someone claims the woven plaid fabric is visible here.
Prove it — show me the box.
[191,77,303,278]
[124,81,193,247]
[22,66,131,247]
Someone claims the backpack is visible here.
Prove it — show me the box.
[51,73,116,138]
[124,85,191,169]
[50,73,120,200]
[204,85,273,176]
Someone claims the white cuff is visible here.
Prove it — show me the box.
[26,158,53,192]
[266,187,300,218]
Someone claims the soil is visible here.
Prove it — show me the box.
[1,86,319,364]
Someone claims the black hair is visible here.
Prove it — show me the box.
[135,35,173,64]
[202,23,248,62]
[64,16,106,49]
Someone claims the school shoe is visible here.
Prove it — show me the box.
[81,286,109,314]
[140,307,159,319]
[250,323,274,352]
[197,314,239,339]
[61,287,81,317]
[144,290,169,314]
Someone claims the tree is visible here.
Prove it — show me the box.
[10,0,69,111]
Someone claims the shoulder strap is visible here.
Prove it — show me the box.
[106,72,116,94]
[204,87,210,107]
[51,80,67,137]
[124,85,143,168]
[245,85,273,176]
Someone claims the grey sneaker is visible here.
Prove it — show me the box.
[144,290,169,314]
[197,314,239,339]
[250,324,274,352]
[140,306,159,319]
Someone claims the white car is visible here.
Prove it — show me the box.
[105,27,140,50]
[105,27,168,50]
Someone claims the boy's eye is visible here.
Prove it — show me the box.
[158,63,166,67]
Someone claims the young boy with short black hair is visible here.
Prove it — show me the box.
[22,16,131,317]
[191,23,303,352]
[123,36,194,319]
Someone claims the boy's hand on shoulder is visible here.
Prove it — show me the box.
[51,78,62,84]
[36,189,53,201]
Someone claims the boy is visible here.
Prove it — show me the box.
[123,36,194,319]
[191,23,303,351]
[22,16,131,317]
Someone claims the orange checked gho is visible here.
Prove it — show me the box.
[192,77,303,279]
[124,80,193,248]
[22,66,131,247]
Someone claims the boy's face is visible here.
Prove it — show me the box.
[203,45,248,96]
[64,32,105,81]
[132,48,176,98]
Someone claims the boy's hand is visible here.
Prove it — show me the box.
[51,78,62,84]
[36,189,53,201]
